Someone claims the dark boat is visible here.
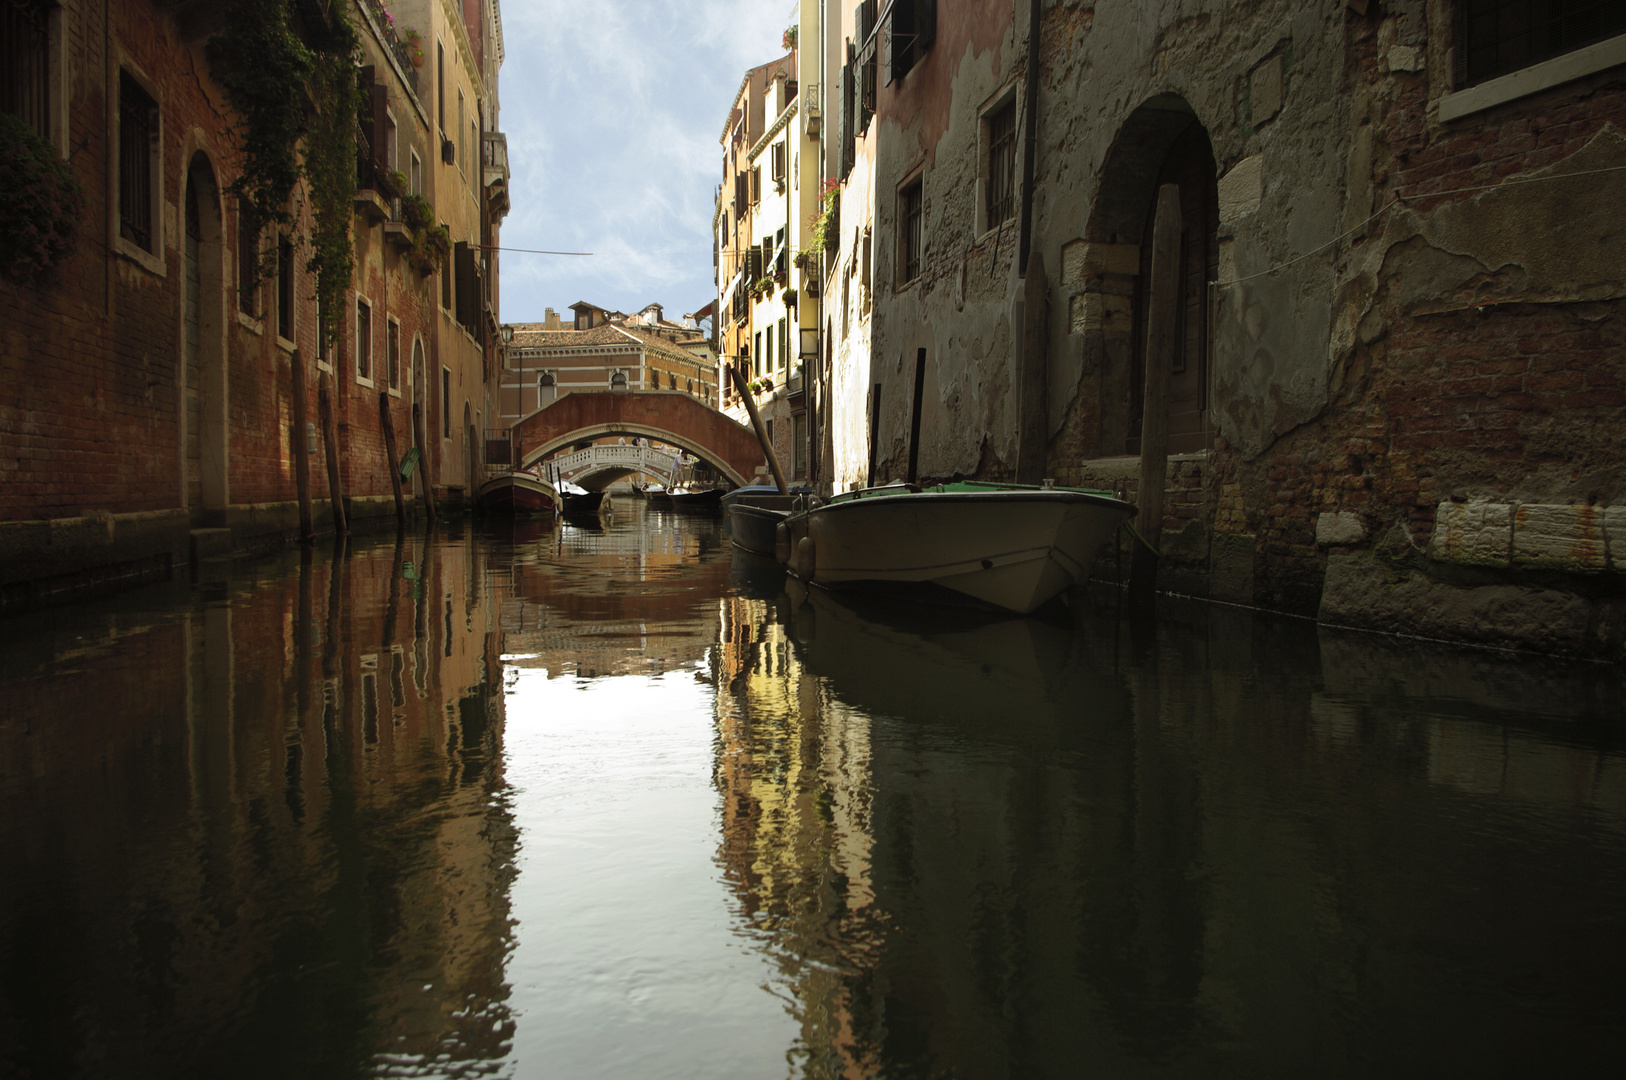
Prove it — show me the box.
[668,486,725,513]
[722,486,799,555]
[558,482,607,516]
[476,471,557,516]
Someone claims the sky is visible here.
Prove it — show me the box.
[494,0,796,324]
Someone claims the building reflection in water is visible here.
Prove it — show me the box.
[715,553,1626,1078]
[0,534,516,1079]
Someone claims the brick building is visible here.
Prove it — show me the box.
[1,0,510,610]
[794,0,1625,656]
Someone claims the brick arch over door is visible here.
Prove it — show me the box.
[1084,95,1219,456]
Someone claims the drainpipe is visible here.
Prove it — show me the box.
[1018,0,1039,275]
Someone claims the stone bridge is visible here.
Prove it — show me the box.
[547,443,680,489]
[512,390,767,489]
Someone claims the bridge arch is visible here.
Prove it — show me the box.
[511,391,768,490]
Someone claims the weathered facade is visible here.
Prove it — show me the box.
[1,0,510,609]
[803,0,1626,657]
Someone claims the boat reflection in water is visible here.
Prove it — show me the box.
[717,579,1626,1077]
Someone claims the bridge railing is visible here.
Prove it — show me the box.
[546,444,679,479]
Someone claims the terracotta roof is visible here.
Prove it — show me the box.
[510,324,635,350]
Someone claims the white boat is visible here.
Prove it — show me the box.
[777,481,1135,615]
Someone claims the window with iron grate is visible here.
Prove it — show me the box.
[2,0,51,138]
[1456,0,1626,86]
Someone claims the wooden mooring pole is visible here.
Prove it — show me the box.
[318,376,348,536]
[291,350,315,545]
[380,391,406,528]
[1128,183,1183,608]
[730,365,788,494]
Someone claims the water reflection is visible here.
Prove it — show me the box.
[0,534,515,1080]
[2,513,1624,1079]
[721,580,1626,1077]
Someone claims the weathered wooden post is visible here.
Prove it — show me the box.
[906,347,927,485]
[291,349,315,544]
[1129,183,1183,607]
[412,402,438,526]
[729,364,788,494]
[318,376,348,536]
[379,391,406,528]
[1017,251,1049,484]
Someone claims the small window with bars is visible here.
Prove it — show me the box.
[899,178,923,284]
[276,235,295,341]
[119,70,159,253]
[387,318,401,390]
[985,102,1016,231]
[2,0,52,140]
[1455,1,1626,87]
[238,211,261,316]
[356,299,372,381]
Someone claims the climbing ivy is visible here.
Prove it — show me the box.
[207,0,360,350]
[0,114,83,289]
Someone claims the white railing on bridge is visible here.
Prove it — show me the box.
[547,444,679,480]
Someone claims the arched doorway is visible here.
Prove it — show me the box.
[538,370,556,406]
[1085,97,1218,456]
[183,153,227,520]
[410,339,426,498]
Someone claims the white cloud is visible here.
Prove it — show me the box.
[494,0,794,319]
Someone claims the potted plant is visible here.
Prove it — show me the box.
[404,28,425,67]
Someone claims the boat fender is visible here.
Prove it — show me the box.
[795,536,816,582]
[775,522,792,565]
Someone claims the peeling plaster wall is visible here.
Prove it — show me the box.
[854,0,1626,655]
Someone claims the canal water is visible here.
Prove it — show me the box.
[2,506,1624,1078]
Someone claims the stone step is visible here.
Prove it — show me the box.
[189,528,233,562]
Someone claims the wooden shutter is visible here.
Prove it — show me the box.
[356,65,376,183]
[455,241,476,327]
[372,82,389,171]
[838,59,854,178]
[918,0,936,53]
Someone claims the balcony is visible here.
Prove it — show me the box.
[483,132,510,222]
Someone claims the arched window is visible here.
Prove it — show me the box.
[538,369,556,406]
[610,370,627,390]
[668,371,677,390]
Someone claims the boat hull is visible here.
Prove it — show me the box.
[561,490,606,515]
[476,473,557,516]
[790,489,1134,615]
[726,501,792,556]
[668,488,724,512]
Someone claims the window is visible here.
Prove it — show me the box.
[276,235,295,342]
[793,413,808,478]
[668,371,677,390]
[316,312,334,368]
[457,90,466,175]
[387,317,401,390]
[442,367,452,437]
[356,299,373,381]
[237,211,260,316]
[985,101,1016,230]
[754,331,763,377]
[765,326,774,372]
[1456,1,1626,87]
[2,0,52,139]
[384,110,398,172]
[610,370,628,389]
[886,0,937,83]
[771,140,786,182]
[118,70,159,253]
[899,177,923,283]
[751,166,761,203]
[409,149,422,195]
[777,318,788,373]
